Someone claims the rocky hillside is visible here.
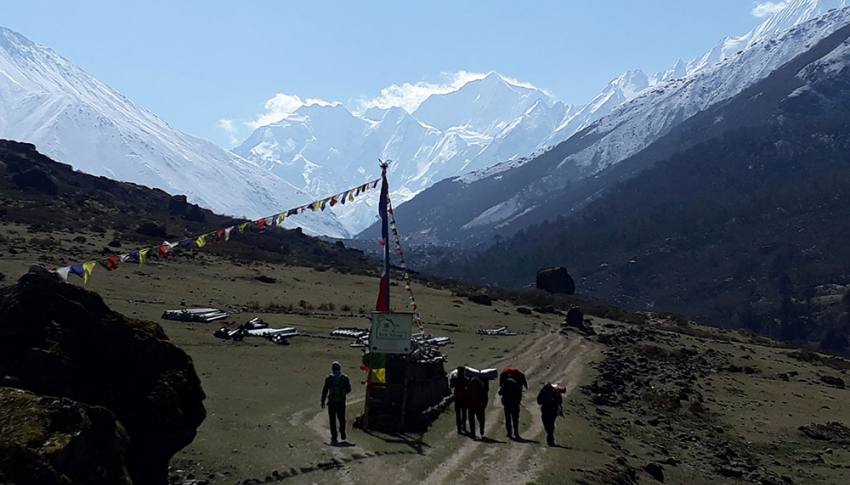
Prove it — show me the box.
[364,7,850,249]
[432,30,850,352]
[0,139,375,274]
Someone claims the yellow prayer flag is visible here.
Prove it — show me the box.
[312,200,321,212]
[139,248,150,264]
[277,213,286,225]
[348,192,354,202]
[239,222,249,232]
[196,235,206,248]
[368,368,386,384]
[82,261,96,286]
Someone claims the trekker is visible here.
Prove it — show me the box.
[498,372,524,439]
[321,361,352,445]
[466,375,488,440]
[449,366,469,434]
[536,383,564,446]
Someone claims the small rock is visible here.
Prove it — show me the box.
[645,462,664,482]
[820,375,845,389]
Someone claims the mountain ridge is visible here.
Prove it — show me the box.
[0,26,350,238]
[361,5,850,248]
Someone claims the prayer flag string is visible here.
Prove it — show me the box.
[385,193,424,332]
[54,178,381,286]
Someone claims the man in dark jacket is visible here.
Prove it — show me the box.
[449,366,468,434]
[499,374,523,439]
[536,383,564,446]
[321,361,352,444]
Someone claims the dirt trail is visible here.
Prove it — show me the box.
[422,334,591,485]
[304,395,367,485]
[295,331,592,485]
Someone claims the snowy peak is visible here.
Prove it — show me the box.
[412,72,556,135]
[653,59,687,83]
[608,69,650,100]
[750,0,850,45]
[679,0,850,77]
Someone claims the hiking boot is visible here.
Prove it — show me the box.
[331,437,338,446]
[341,431,347,441]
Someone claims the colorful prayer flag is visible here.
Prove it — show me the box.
[70,264,84,279]
[239,222,249,232]
[215,229,225,241]
[365,352,387,384]
[56,266,71,281]
[257,218,266,231]
[139,248,150,264]
[99,256,119,271]
[196,235,207,248]
[224,226,234,241]
[83,261,96,285]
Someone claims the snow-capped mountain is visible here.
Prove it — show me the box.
[0,26,349,238]
[235,72,578,233]
[686,0,850,75]
[235,69,659,234]
[362,1,850,247]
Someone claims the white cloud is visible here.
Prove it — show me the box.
[246,93,340,129]
[354,71,546,114]
[216,118,239,146]
[752,1,789,18]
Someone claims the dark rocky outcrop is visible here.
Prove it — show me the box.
[467,293,493,306]
[644,462,665,482]
[11,168,58,195]
[819,374,846,389]
[0,267,206,485]
[799,422,850,444]
[562,308,595,336]
[0,387,132,485]
[535,267,575,295]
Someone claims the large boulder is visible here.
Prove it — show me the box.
[535,267,576,294]
[0,387,132,485]
[0,267,206,485]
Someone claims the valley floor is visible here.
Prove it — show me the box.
[1,222,849,484]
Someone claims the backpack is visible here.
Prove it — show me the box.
[500,376,522,403]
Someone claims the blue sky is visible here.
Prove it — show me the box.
[1,1,772,147]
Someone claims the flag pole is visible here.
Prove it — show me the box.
[364,159,391,431]
[375,159,391,312]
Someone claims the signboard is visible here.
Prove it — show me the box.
[369,312,414,354]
